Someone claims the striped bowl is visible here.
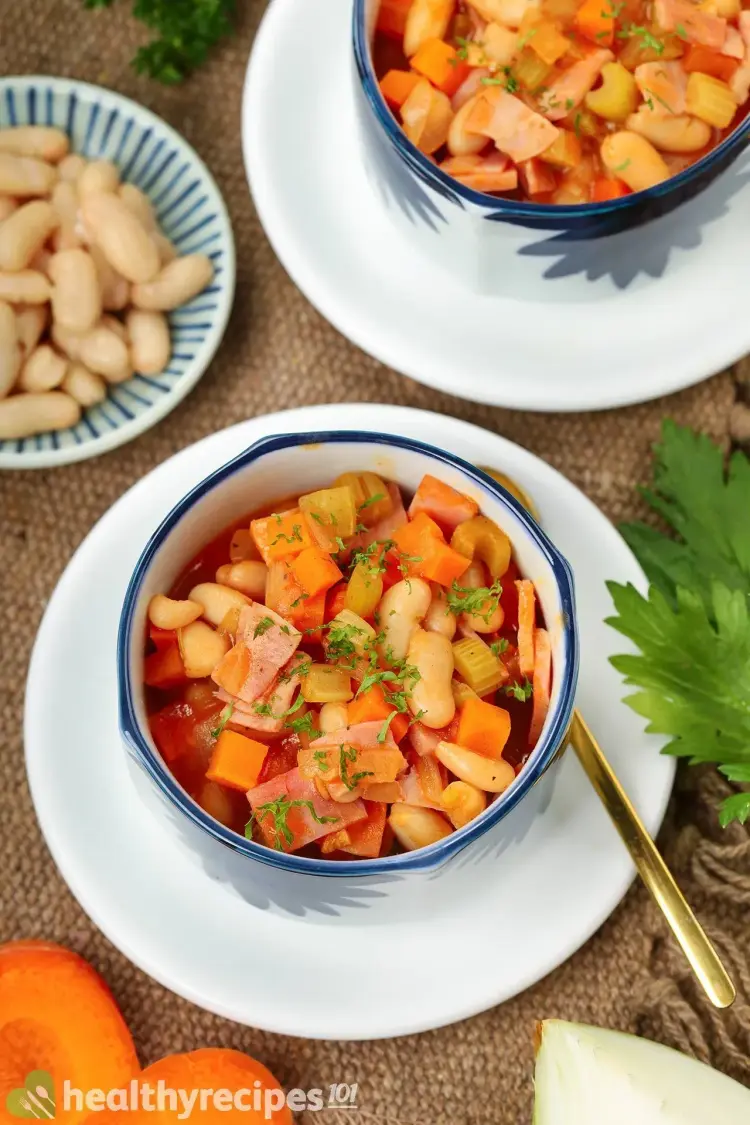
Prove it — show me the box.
[0,77,235,470]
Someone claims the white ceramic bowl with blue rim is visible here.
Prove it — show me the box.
[118,430,579,883]
[0,76,235,470]
[352,0,750,295]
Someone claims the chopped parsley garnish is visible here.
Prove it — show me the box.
[209,702,234,740]
[455,35,470,60]
[290,593,310,608]
[339,744,374,790]
[446,578,502,622]
[357,668,399,696]
[280,623,291,635]
[643,87,676,114]
[309,512,324,524]
[574,111,583,138]
[616,24,665,54]
[253,615,275,639]
[675,22,688,38]
[252,701,274,717]
[359,492,385,510]
[270,524,304,546]
[325,620,366,667]
[334,536,347,553]
[565,97,575,109]
[505,679,534,702]
[245,798,338,851]
[482,67,519,94]
[490,639,509,658]
[613,158,632,172]
[286,711,317,737]
[517,26,538,49]
[312,749,331,772]
[377,712,399,743]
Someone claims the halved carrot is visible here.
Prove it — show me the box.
[348,684,409,742]
[0,941,139,1125]
[206,730,269,792]
[391,512,470,585]
[682,43,740,83]
[411,39,471,97]
[420,540,473,585]
[408,473,479,531]
[516,578,536,678]
[591,176,630,201]
[380,69,422,109]
[290,546,342,597]
[456,695,511,759]
[574,0,615,45]
[250,509,313,564]
[136,1048,292,1124]
[377,0,413,39]
[392,510,444,558]
[144,640,185,688]
[528,627,552,746]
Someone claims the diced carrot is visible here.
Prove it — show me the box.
[591,176,630,201]
[519,157,558,196]
[206,729,269,792]
[380,69,422,109]
[683,43,739,82]
[573,0,614,46]
[149,623,176,650]
[391,511,470,585]
[250,509,313,564]
[528,627,552,746]
[516,579,536,678]
[522,13,571,63]
[456,696,512,759]
[340,801,388,858]
[392,510,444,556]
[348,684,410,742]
[290,545,342,597]
[408,474,480,532]
[325,581,348,621]
[411,39,471,96]
[290,589,326,637]
[144,640,185,688]
[377,0,412,39]
[421,540,473,586]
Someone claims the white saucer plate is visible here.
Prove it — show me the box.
[25,404,674,1039]
[243,0,750,413]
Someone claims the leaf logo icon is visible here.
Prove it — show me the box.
[5,1071,56,1119]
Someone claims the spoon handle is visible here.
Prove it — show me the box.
[569,709,736,1009]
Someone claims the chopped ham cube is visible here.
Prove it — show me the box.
[399,768,445,810]
[635,62,688,116]
[212,603,301,705]
[451,67,491,111]
[654,0,726,48]
[540,49,614,120]
[519,158,557,197]
[300,721,407,785]
[722,26,745,60]
[466,88,560,162]
[215,652,307,734]
[247,767,367,851]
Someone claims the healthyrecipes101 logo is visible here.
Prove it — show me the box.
[6,1071,360,1120]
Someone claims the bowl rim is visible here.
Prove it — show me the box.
[118,429,580,876]
[352,0,750,220]
[0,74,236,471]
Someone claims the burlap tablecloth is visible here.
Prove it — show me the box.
[2,2,750,1121]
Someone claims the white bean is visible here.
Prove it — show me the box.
[0,197,18,223]
[0,153,57,197]
[118,183,157,231]
[152,231,178,265]
[435,740,516,793]
[15,304,48,356]
[61,362,107,407]
[148,594,204,630]
[0,270,50,304]
[81,192,160,283]
[215,560,267,599]
[49,249,102,333]
[601,131,669,192]
[51,321,85,362]
[188,581,251,627]
[58,154,87,183]
[126,308,170,374]
[424,583,457,640]
[79,324,131,383]
[78,160,120,196]
[177,620,230,678]
[406,628,456,729]
[458,559,504,633]
[626,110,711,154]
[0,300,20,398]
[441,781,487,829]
[376,578,432,664]
[0,391,80,438]
[131,254,213,311]
[50,182,82,252]
[389,804,453,851]
[0,201,59,271]
[0,126,69,162]
[29,248,53,276]
[17,344,68,392]
[101,314,129,342]
[89,243,130,311]
[318,702,349,735]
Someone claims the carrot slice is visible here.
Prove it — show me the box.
[325,801,389,858]
[411,39,471,96]
[421,540,474,586]
[682,43,739,82]
[0,941,138,1125]
[528,627,552,746]
[144,639,185,688]
[290,546,342,597]
[135,1048,292,1124]
[348,684,409,742]
[408,473,480,532]
[391,512,470,585]
[574,0,614,45]
[380,69,422,109]
[250,509,313,564]
[516,578,536,678]
[456,696,512,759]
[591,177,630,201]
[206,729,269,791]
[325,581,348,621]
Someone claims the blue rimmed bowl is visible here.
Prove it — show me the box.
[353,0,750,292]
[0,76,235,470]
[117,430,579,883]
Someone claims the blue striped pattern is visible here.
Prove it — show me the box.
[0,78,234,467]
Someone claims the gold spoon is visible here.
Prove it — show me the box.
[480,466,736,1010]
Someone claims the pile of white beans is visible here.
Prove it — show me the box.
[0,126,214,441]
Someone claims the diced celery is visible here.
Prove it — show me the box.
[299,486,357,548]
[452,637,505,696]
[328,609,376,658]
[345,563,384,619]
[452,679,479,707]
[334,472,393,528]
[301,664,354,704]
